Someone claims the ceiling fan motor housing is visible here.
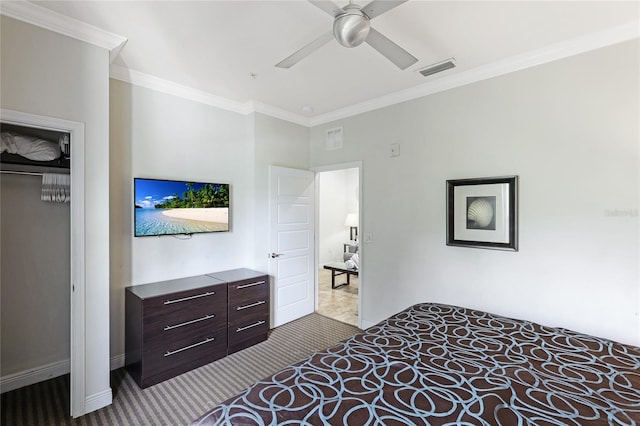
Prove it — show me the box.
[333,7,371,48]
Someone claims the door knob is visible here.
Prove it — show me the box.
[269,252,282,258]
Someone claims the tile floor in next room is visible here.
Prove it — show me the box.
[317,267,359,327]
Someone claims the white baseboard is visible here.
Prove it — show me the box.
[0,359,70,394]
[110,353,125,371]
[84,388,113,415]
[361,319,376,330]
[1,354,126,394]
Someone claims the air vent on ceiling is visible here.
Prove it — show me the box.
[418,58,456,77]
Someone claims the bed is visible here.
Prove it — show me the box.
[192,303,640,425]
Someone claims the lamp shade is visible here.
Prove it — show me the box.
[344,213,358,227]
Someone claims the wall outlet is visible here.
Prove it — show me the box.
[363,232,373,243]
[390,143,400,157]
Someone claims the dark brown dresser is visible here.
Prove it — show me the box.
[125,269,269,388]
[206,269,270,354]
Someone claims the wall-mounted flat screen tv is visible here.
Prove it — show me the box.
[134,178,230,237]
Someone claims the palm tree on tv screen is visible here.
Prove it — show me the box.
[154,183,229,209]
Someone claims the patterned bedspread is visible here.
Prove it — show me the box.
[193,303,640,425]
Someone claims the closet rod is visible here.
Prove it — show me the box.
[0,170,42,176]
[1,170,44,176]
[1,169,70,177]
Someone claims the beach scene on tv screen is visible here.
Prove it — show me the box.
[135,179,229,236]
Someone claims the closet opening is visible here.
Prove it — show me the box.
[0,109,86,417]
[1,121,71,395]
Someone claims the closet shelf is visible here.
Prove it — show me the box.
[1,122,71,174]
[0,162,70,176]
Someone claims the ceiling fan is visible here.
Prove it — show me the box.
[276,0,418,70]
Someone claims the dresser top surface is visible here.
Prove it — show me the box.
[127,274,226,299]
[205,268,267,282]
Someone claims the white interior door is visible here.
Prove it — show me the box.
[269,165,315,327]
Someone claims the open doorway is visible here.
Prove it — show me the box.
[315,165,360,327]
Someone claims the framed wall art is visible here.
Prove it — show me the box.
[446,176,518,251]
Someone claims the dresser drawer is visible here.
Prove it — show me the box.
[144,284,227,333]
[227,276,269,307]
[142,327,228,388]
[228,314,269,354]
[145,312,226,350]
[228,298,268,325]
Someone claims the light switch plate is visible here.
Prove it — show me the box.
[390,143,400,157]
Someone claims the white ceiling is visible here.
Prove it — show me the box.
[11,1,640,125]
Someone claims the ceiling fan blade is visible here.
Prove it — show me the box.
[361,0,408,19]
[308,0,344,17]
[275,32,334,69]
[365,27,417,70]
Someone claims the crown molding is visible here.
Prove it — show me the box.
[109,65,312,125]
[309,21,639,126]
[112,20,638,128]
[10,0,633,128]
[0,0,127,62]
[250,101,312,127]
[110,65,255,115]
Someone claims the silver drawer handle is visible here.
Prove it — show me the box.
[164,314,215,331]
[236,320,266,333]
[236,300,266,311]
[164,291,215,305]
[164,337,215,357]
[236,280,265,290]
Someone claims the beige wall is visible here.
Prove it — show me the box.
[252,113,310,274]
[108,85,310,359]
[309,40,640,346]
[1,15,111,404]
[109,79,256,358]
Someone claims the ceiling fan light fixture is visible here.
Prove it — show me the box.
[333,8,370,48]
[277,0,416,69]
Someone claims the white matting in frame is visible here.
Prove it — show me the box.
[453,183,510,243]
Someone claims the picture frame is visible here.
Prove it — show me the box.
[446,176,518,251]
